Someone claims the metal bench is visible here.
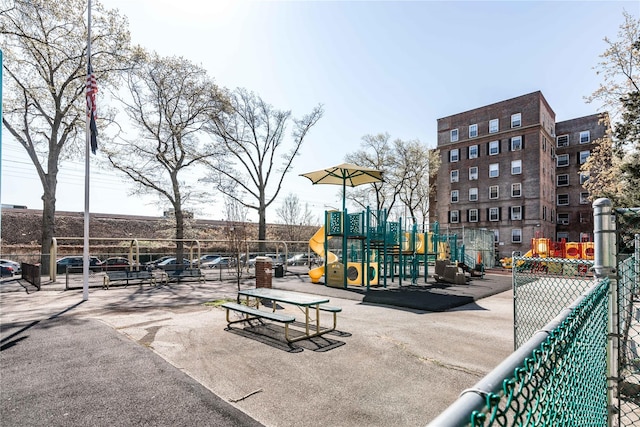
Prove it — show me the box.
[162,268,205,283]
[319,304,342,330]
[222,302,296,341]
[103,270,156,289]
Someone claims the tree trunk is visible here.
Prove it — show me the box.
[40,179,57,275]
[258,204,267,253]
[175,206,185,267]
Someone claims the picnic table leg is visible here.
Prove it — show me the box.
[305,306,310,336]
[315,305,320,334]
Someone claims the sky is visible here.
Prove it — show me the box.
[1,0,638,224]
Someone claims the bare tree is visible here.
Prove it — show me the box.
[204,88,324,251]
[344,133,396,213]
[392,139,440,226]
[105,50,228,262]
[223,195,248,293]
[344,133,438,225]
[1,0,130,271]
[275,193,316,242]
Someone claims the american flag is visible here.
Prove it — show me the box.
[86,60,98,154]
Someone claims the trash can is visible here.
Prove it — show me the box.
[255,256,272,288]
[274,264,284,278]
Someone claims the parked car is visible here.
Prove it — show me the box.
[202,256,236,269]
[1,264,17,277]
[156,257,192,270]
[287,253,319,266]
[246,253,284,268]
[0,259,22,275]
[192,254,221,266]
[144,256,173,270]
[102,257,131,271]
[56,256,103,274]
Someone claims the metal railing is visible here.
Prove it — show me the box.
[427,278,609,426]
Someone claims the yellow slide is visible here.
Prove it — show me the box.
[308,226,338,283]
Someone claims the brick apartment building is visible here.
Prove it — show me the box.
[430,91,610,261]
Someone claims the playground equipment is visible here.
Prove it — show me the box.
[500,237,595,269]
[308,208,476,289]
[308,226,339,283]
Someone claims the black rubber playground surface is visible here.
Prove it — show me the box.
[278,270,513,312]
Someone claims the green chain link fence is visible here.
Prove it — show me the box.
[429,278,609,426]
[428,201,640,425]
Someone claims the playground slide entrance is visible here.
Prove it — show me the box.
[308,226,338,283]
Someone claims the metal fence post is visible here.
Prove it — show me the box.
[593,197,617,425]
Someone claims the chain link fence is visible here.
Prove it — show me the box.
[513,257,594,349]
[614,207,640,426]
[428,199,640,426]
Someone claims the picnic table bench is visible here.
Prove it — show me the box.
[222,302,296,340]
[162,268,205,283]
[224,288,342,343]
[103,270,156,289]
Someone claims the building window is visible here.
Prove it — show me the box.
[489,140,500,155]
[469,187,478,201]
[512,229,522,243]
[511,136,522,151]
[580,172,589,184]
[557,135,569,147]
[468,144,478,159]
[557,174,569,186]
[489,163,499,178]
[450,210,459,223]
[511,113,522,128]
[580,150,590,164]
[489,119,499,133]
[580,131,590,144]
[468,209,478,222]
[580,192,589,204]
[489,207,500,221]
[451,129,459,142]
[511,206,522,220]
[489,185,499,199]
[511,183,521,197]
[450,169,459,183]
[449,149,459,162]
[557,194,569,206]
[557,154,569,167]
[451,190,459,203]
[511,160,522,175]
[469,124,478,138]
[493,229,500,242]
[469,166,478,180]
[543,205,547,220]
[557,213,570,225]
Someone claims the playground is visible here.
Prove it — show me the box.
[306,208,491,289]
[300,163,493,290]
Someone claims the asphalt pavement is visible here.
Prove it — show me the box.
[1,268,514,426]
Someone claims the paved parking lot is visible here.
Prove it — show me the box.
[1,271,514,426]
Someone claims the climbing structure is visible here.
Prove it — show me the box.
[308,208,468,289]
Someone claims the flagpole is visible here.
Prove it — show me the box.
[82,0,92,301]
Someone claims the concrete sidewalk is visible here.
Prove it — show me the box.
[1,272,514,426]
